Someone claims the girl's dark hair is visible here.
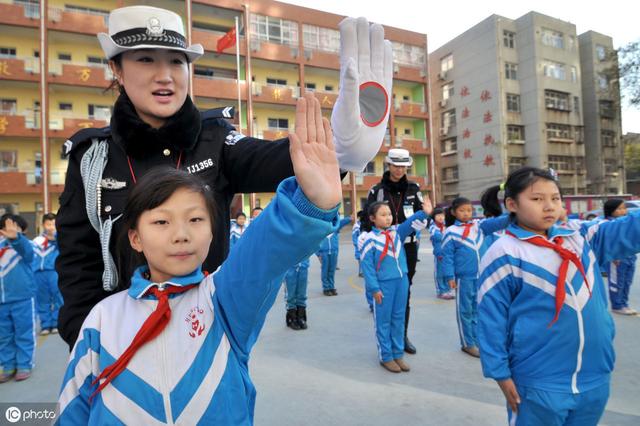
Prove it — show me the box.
[483,167,560,220]
[362,201,389,232]
[235,212,246,219]
[116,167,217,288]
[430,207,444,221]
[603,198,624,218]
[481,186,503,218]
[445,197,471,227]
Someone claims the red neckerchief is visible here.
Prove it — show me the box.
[436,222,445,233]
[376,230,396,271]
[506,231,591,326]
[461,223,473,239]
[0,246,9,260]
[90,283,197,401]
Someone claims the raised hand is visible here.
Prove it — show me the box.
[290,93,342,210]
[422,194,433,216]
[331,17,393,171]
[0,218,19,240]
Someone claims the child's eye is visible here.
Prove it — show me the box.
[190,217,205,223]
[153,220,168,225]
[172,58,185,65]
[137,56,153,63]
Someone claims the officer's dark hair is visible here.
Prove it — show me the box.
[105,54,124,94]
[430,207,444,221]
[42,213,56,223]
[482,167,560,221]
[235,212,246,220]
[445,197,472,227]
[117,167,217,288]
[603,198,625,219]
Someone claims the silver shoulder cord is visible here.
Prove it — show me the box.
[79,139,122,291]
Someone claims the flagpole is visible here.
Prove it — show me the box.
[234,16,244,212]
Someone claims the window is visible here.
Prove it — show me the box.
[605,159,618,174]
[88,104,111,120]
[567,36,576,51]
[0,151,17,171]
[596,45,607,61]
[194,65,215,78]
[441,109,456,129]
[571,66,577,83]
[505,62,518,80]
[267,118,289,130]
[402,95,410,101]
[363,161,376,175]
[541,28,564,49]
[251,14,298,47]
[599,100,615,118]
[545,90,571,111]
[546,123,572,140]
[303,24,340,53]
[304,82,316,91]
[503,30,515,48]
[573,96,580,115]
[0,47,16,58]
[58,102,72,111]
[324,84,334,92]
[392,42,426,68]
[543,60,566,80]
[548,155,573,171]
[64,4,109,16]
[34,50,39,58]
[442,82,454,100]
[442,166,459,182]
[403,128,411,136]
[507,125,525,142]
[598,73,609,90]
[509,157,527,173]
[87,56,108,65]
[441,137,457,154]
[58,53,72,61]
[0,99,17,114]
[574,126,584,143]
[440,54,453,73]
[506,93,520,112]
[602,130,616,147]
[266,77,287,86]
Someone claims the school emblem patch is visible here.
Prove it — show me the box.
[185,306,206,338]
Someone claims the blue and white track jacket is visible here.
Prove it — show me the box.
[1,234,35,303]
[351,221,361,260]
[32,234,59,272]
[428,223,446,279]
[317,216,351,254]
[360,211,429,294]
[229,223,246,249]
[441,215,510,281]
[477,215,640,394]
[56,177,339,425]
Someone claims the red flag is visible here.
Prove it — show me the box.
[216,27,236,54]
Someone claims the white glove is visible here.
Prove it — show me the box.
[411,218,430,232]
[332,17,393,172]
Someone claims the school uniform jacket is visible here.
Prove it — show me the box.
[32,234,59,272]
[441,215,510,281]
[56,177,339,425]
[317,217,352,254]
[360,211,429,295]
[428,223,446,279]
[477,216,640,394]
[229,223,246,249]
[1,235,35,303]
[351,221,361,260]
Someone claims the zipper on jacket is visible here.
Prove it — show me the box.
[156,284,175,425]
[567,282,585,394]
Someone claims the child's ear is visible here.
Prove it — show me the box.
[504,197,518,214]
[128,229,144,253]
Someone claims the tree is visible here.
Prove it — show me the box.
[618,40,640,107]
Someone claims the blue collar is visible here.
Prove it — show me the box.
[454,220,471,226]
[372,226,392,234]
[506,223,576,241]
[128,266,205,300]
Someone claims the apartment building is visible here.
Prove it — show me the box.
[0,0,431,233]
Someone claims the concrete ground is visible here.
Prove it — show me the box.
[1,232,639,425]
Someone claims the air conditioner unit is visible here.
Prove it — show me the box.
[393,63,399,74]
[437,71,447,80]
[290,47,298,59]
[439,99,448,108]
[420,69,427,78]
[439,127,449,136]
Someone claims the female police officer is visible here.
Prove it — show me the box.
[56,5,394,348]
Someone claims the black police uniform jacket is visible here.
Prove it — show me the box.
[55,93,293,348]
[366,171,424,238]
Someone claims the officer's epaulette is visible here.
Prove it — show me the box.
[62,126,111,156]
[201,106,235,121]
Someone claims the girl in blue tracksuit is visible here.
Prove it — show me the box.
[441,198,509,357]
[229,212,247,249]
[0,214,36,383]
[283,257,310,330]
[477,167,640,426]
[602,198,637,315]
[56,102,343,424]
[428,207,452,300]
[361,201,431,373]
[353,210,374,310]
[316,215,351,296]
[32,213,62,335]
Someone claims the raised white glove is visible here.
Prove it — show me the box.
[411,219,430,232]
[332,17,393,172]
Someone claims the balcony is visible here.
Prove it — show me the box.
[47,6,108,35]
[193,75,247,101]
[252,83,299,106]
[394,100,428,119]
[0,114,40,138]
[0,56,39,82]
[343,174,430,193]
[0,2,39,27]
[249,38,299,64]
[48,115,109,139]
[393,62,428,82]
[0,171,65,194]
[310,89,338,110]
[48,61,112,88]
[302,48,340,70]
[0,112,108,139]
